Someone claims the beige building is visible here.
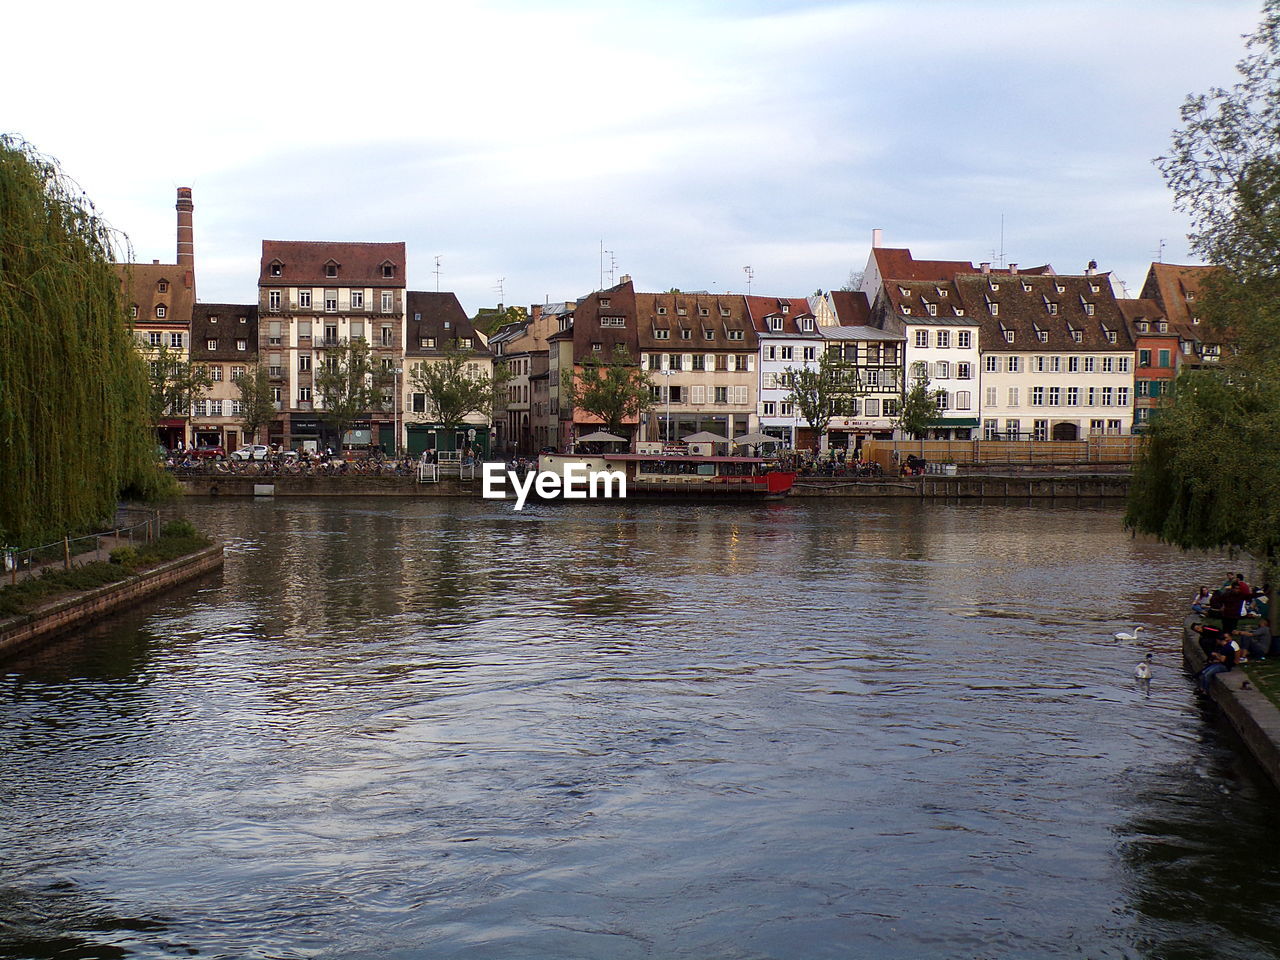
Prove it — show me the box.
[188,303,260,451]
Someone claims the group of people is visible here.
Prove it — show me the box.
[1190,573,1273,692]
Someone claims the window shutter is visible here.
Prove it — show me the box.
[683,353,694,370]
[661,354,670,371]
[691,385,705,404]
[704,353,714,370]
[269,321,282,338]
[734,385,747,404]
[747,355,755,371]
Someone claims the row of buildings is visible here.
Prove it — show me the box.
[120,190,1219,456]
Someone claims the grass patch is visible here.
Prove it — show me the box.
[1243,659,1280,713]
[0,523,212,618]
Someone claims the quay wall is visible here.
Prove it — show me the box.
[179,474,1130,499]
[0,545,224,660]
[1182,619,1280,793]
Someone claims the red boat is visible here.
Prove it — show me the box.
[537,452,796,501]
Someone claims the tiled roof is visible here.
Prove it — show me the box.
[1116,299,1178,342]
[634,290,757,351]
[190,303,259,360]
[115,261,194,327]
[743,295,816,336]
[259,241,406,286]
[872,247,1053,282]
[574,281,639,360]
[827,290,873,326]
[1139,262,1217,334]
[952,273,1133,351]
[880,279,976,326]
[404,292,490,358]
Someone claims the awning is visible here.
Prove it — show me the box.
[927,417,980,428]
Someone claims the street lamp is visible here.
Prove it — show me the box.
[660,369,673,445]
[393,365,402,456]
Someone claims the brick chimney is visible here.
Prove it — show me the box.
[872,228,883,248]
[980,262,991,274]
[1008,263,1018,275]
[176,186,195,290]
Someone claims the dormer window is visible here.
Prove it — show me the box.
[600,298,610,307]
[989,281,999,291]
[936,286,947,297]
[898,286,909,297]
[699,307,709,317]
[130,304,138,318]
[1158,321,1168,332]
[1138,321,1149,332]
[381,262,395,278]
[654,328,670,340]
[1186,291,1196,301]
[680,328,691,340]
[954,307,965,316]
[720,307,730,317]
[1192,316,1201,324]
[988,302,999,317]
[769,317,783,332]
[1055,283,1065,293]
[781,304,789,314]
[1090,283,1100,293]
[1022,282,1032,292]
[925,302,937,316]
[902,305,912,314]
[1083,302,1095,316]
[270,261,283,277]
[1106,330,1117,344]
[657,306,667,315]
[1037,329,1048,343]
[1071,330,1083,343]
[157,280,168,293]
[1047,302,1058,315]
[704,328,715,341]
[801,317,814,332]
[325,262,339,278]
[156,305,167,319]
[1004,329,1015,343]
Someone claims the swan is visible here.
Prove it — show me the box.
[1115,625,1144,641]
[1135,654,1153,680]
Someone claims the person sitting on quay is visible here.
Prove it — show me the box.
[1233,618,1273,661]
[1191,621,1226,659]
[1197,630,1238,692]
[1191,586,1212,615]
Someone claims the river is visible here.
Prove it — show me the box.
[2,498,1278,959]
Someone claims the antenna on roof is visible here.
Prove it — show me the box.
[599,239,605,290]
[1155,239,1166,263]
[999,213,1005,269]
[743,265,754,295]
[494,278,505,310]
[605,249,617,286]
[434,255,442,293]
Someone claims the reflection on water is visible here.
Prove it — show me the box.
[2,498,1279,959]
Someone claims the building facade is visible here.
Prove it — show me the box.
[188,303,259,450]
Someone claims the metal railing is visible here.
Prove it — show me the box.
[3,508,160,586]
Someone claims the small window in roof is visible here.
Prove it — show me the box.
[270,261,283,277]
[382,263,395,278]
[325,263,338,278]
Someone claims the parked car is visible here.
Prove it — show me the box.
[231,444,271,461]
[190,444,226,460]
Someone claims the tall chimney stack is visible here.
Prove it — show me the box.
[176,187,195,290]
[872,228,883,248]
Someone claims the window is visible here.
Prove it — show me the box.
[600,298,610,307]
[1033,419,1048,441]
[680,328,691,340]
[269,290,281,311]
[1139,349,1151,367]
[934,361,950,379]
[1158,349,1172,368]
[209,400,223,417]
[1084,357,1095,373]
[1048,386,1061,405]
[1047,302,1058,315]
[1071,330,1083,343]
[1118,387,1130,406]
[957,331,971,349]
[802,346,816,362]
[955,391,971,410]
[1007,387,1020,406]
[299,354,311,372]
[1004,329,1014,343]
[957,362,972,380]
[1107,419,1123,435]
[704,329,715,341]
[1158,321,1168,332]
[985,356,998,373]
[770,317,783,332]
[1102,357,1114,373]
[130,304,139,318]
[210,366,223,382]
[864,398,881,417]
[735,354,750,371]
[986,386,998,407]
[657,306,667,315]
[699,307,709,317]
[984,419,1000,440]
[298,290,312,308]
[654,328,669,340]
[765,345,776,360]
[1087,386,1097,406]
[911,361,928,379]
[156,305,167,319]
[298,320,312,339]
[668,354,682,371]
[1067,386,1079,406]
[780,346,794,361]
[157,280,168,293]
[324,324,338,344]
[268,321,282,346]
[936,330,950,348]
[989,302,999,317]
[715,386,728,404]
[1034,356,1046,372]
[1037,330,1048,343]
[325,264,338,279]
[762,401,776,416]
[169,332,183,348]
[601,316,626,327]
[1005,419,1020,439]
[1050,356,1061,373]
[236,339,247,351]
[232,400,243,415]
[592,343,602,352]
[780,402,793,416]
[147,331,163,347]
[272,386,282,403]
[1101,387,1114,406]
[915,330,928,348]
[935,391,949,411]
[193,400,207,417]
[1106,330,1117,344]
[1084,303,1095,316]
[926,302,937,316]
[325,293,338,312]
[351,290,364,310]
[1007,356,1021,373]
[692,354,706,371]
[382,325,394,347]
[1031,386,1045,406]
[207,339,218,351]
[299,386,312,403]
[801,318,814,332]
[270,263,282,277]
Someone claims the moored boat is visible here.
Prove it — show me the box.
[537,451,796,501]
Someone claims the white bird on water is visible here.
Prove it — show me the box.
[1115,625,1145,641]
[1135,654,1153,680]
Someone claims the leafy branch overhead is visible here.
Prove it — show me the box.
[409,345,511,427]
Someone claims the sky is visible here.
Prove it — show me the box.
[2,0,1263,313]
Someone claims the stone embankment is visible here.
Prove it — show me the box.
[1182,617,1280,792]
[0,545,224,660]
[179,474,1129,499]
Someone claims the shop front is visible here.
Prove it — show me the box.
[156,417,187,451]
[925,416,980,441]
[406,422,492,458]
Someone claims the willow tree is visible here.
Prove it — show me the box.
[0,136,160,547]
[1127,1,1280,576]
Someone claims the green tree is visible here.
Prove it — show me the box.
[473,304,527,336]
[234,364,275,445]
[897,366,942,440]
[0,135,161,547]
[784,350,858,445]
[563,346,653,437]
[147,344,212,423]
[409,347,511,430]
[1129,2,1280,575]
[313,338,389,451]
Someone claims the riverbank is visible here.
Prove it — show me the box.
[178,472,1130,499]
[0,544,224,661]
[1182,616,1280,793]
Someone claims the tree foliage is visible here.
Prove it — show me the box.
[409,347,510,427]
[784,350,858,442]
[148,344,212,422]
[235,364,275,445]
[0,136,161,547]
[563,346,653,437]
[1130,2,1280,574]
[473,304,527,336]
[897,369,942,440]
[313,338,388,450]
